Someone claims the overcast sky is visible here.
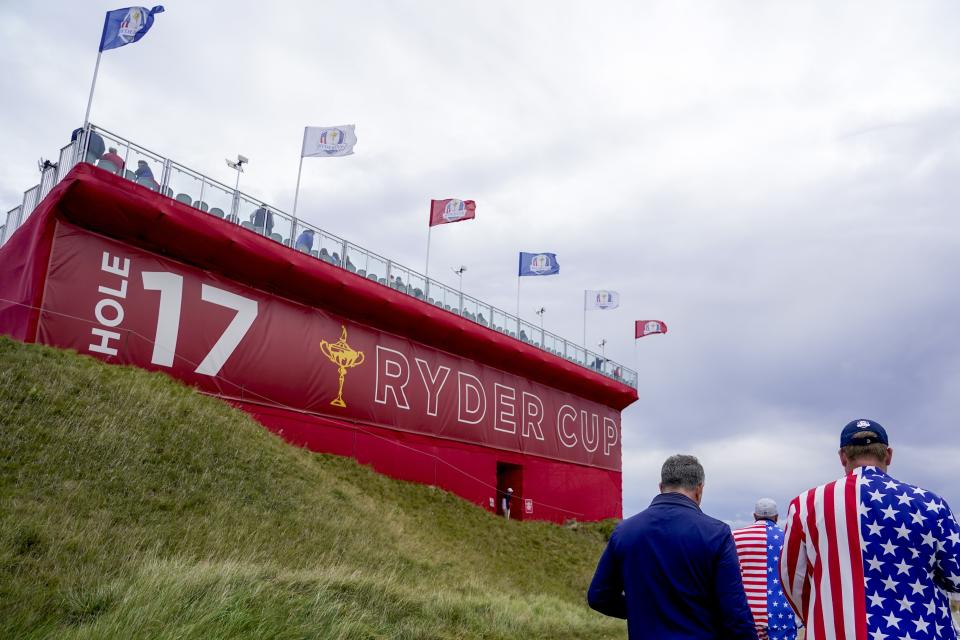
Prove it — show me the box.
[2,1,958,527]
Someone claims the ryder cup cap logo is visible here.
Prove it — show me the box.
[119,8,146,41]
[316,128,348,154]
[595,291,615,309]
[856,420,871,428]
[644,321,661,334]
[443,199,466,222]
[529,254,552,273]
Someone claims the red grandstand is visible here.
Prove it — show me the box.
[0,130,638,523]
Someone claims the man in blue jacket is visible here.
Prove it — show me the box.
[588,454,759,639]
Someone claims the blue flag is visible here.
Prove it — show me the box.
[518,252,560,276]
[99,6,165,52]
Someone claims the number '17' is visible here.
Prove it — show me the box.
[141,271,258,377]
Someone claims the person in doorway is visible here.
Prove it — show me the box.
[501,487,513,520]
[588,454,757,639]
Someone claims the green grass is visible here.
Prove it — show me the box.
[0,337,623,639]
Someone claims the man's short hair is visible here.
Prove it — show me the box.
[841,431,888,463]
[660,454,705,490]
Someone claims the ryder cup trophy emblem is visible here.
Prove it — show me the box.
[319,325,365,408]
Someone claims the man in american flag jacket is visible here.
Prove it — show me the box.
[780,419,960,640]
[733,498,799,640]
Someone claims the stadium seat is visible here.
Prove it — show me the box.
[241,221,254,230]
[357,269,366,277]
[175,193,192,205]
[269,233,282,243]
[367,273,378,281]
[97,159,120,174]
[310,250,319,258]
[162,186,174,198]
[194,201,209,212]
[209,207,225,218]
[136,176,160,191]
[125,169,136,180]
[225,214,239,223]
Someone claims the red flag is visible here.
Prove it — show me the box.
[429,199,476,227]
[635,320,667,339]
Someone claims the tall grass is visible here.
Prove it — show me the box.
[0,337,624,639]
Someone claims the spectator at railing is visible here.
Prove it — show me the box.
[135,160,154,180]
[100,147,125,173]
[253,205,274,235]
[72,127,105,163]
[332,252,341,265]
[295,228,315,253]
[344,255,356,272]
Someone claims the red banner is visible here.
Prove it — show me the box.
[429,199,476,227]
[635,319,668,338]
[37,222,621,471]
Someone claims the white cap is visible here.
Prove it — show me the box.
[507,487,513,493]
[754,497,778,518]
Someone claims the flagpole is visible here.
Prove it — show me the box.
[425,224,433,279]
[83,50,103,127]
[424,224,433,298]
[583,290,587,346]
[516,275,521,336]
[291,130,307,217]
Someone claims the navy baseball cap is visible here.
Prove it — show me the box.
[840,419,889,447]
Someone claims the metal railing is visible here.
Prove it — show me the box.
[1,123,638,388]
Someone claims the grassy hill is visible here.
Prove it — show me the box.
[0,337,624,639]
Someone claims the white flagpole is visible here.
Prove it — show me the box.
[83,50,103,127]
[516,275,521,335]
[583,290,587,346]
[425,224,433,278]
[291,128,307,217]
[424,224,433,297]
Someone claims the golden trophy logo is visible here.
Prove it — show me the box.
[319,325,365,408]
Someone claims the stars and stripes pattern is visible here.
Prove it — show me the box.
[780,466,960,640]
[734,520,798,639]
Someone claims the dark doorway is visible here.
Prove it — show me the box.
[496,462,524,521]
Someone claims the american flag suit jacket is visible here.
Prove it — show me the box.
[733,520,798,636]
[780,466,960,640]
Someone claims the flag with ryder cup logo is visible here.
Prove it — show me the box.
[585,290,620,310]
[99,6,164,52]
[635,320,667,338]
[518,252,560,276]
[429,199,476,227]
[302,125,357,158]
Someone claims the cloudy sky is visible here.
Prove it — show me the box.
[2,1,958,526]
